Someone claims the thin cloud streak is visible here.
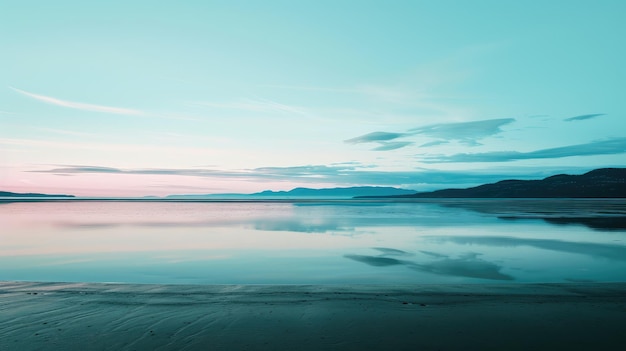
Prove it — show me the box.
[408,118,515,141]
[372,141,413,151]
[345,132,408,144]
[422,138,626,163]
[420,140,449,148]
[28,163,562,188]
[9,87,145,116]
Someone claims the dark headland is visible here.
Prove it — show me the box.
[0,191,75,198]
[357,168,626,198]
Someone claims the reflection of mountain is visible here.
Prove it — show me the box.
[0,191,74,198]
[168,186,415,199]
[434,199,626,231]
[366,168,626,198]
[541,217,626,231]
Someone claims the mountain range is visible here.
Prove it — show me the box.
[364,168,626,198]
[3,168,625,199]
[167,186,416,199]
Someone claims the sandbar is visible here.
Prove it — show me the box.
[2,281,626,350]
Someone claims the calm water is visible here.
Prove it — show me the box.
[2,199,626,284]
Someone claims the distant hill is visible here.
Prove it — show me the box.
[0,191,75,198]
[167,186,416,199]
[359,168,626,198]
[252,186,416,198]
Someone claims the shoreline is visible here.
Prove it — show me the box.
[2,281,626,350]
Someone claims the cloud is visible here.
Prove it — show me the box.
[408,118,515,143]
[422,137,626,163]
[10,87,145,116]
[420,140,449,147]
[345,118,515,150]
[372,141,413,151]
[28,163,587,190]
[564,113,605,122]
[344,131,408,144]
[58,166,122,173]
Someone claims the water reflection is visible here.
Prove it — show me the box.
[345,249,514,281]
[252,219,354,233]
[436,199,626,231]
[373,247,413,256]
[410,253,514,281]
[541,217,626,231]
[429,236,626,261]
[2,200,626,284]
[345,255,405,267]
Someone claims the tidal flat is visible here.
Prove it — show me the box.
[1,199,625,350]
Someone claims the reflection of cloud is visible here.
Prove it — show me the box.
[374,247,413,256]
[564,113,605,122]
[55,216,356,234]
[253,219,353,233]
[344,255,406,266]
[10,87,145,116]
[419,250,448,258]
[345,249,513,280]
[429,236,626,261]
[423,138,626,163]
[410,254,514,281]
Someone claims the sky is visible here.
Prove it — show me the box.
[1,0,625,196]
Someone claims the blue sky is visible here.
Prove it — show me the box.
[1,0,624,196]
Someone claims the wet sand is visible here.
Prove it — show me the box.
[2,281,626,350]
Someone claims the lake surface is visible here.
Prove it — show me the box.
[2,199,626,284]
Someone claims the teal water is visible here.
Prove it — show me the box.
[1,199,625,284]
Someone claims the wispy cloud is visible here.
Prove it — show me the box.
[345,132,408,144]
[28,163,565,189]
[422,137,626,163]
[408,118,515,143]
[420,140,449,148]
[345,118,515,151]
[372,141,414,151]
[10,87,145,116]
[564,113,606,122]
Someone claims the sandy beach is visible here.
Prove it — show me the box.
[2,282,626,350]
